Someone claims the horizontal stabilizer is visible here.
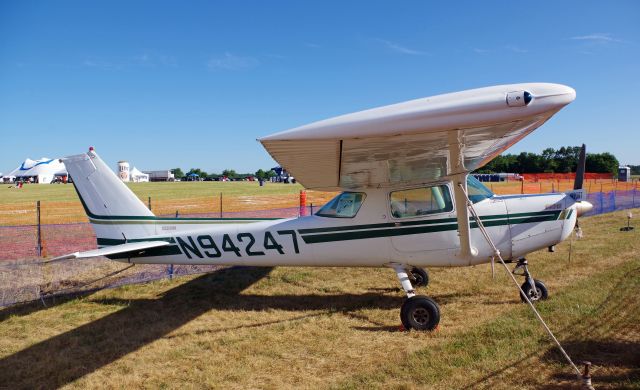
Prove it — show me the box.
[48,241,172,262]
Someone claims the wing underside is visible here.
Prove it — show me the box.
[259,83,575,191]
[261,113,555,190]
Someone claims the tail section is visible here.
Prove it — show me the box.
[63,148,156,245]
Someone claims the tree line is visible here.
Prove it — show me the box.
[475,146,620,175]
[170,146,625,180]
[170,167,277,180]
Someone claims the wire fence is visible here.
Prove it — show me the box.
[1,188,638,308]
[0,206,315,307]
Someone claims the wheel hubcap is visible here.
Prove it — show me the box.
[528,288,541,300]
[412,308,430,325]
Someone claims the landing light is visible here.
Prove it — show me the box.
[506,90,533,107]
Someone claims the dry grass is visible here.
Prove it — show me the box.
[0,209,638,389]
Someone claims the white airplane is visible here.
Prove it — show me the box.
[56,83,593,331]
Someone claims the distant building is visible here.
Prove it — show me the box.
[619,166,631,182]
[117,161,130,182]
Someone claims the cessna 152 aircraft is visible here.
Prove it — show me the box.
[56,82,593,331]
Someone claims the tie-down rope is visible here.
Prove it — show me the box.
[457,183,583,380]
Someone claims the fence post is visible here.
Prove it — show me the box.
[36,200,42,257]
[310,203,314,215]
[599,192,604,214]
[520,180,524,195]
[220,192,223,218]
[168,264,174,280]
[175,210,179,218]
[148,196,152,211]
[299,190,307,217]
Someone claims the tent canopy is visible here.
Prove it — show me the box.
[6,157,67,179]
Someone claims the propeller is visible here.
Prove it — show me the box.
[573,144,586,191]
[570,144,592,239]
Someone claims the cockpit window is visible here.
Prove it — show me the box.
[467,175,494,203]
[316,192,366,218]
[389,185,453,218]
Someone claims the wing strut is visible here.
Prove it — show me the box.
[448,130,476,261]
[456,182,586,383]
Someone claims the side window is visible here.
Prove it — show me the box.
[316,192,366,218]
[389,185,453,218]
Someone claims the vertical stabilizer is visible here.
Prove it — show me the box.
[63,148,156,244]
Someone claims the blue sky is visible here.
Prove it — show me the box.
[1,1,639,174]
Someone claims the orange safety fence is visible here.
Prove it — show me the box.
[522,173,614,181]
[0,191,337,227]
[484,180,639,195]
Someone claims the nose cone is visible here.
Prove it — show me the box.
[576,201,593,217]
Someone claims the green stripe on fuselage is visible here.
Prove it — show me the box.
[300,210,562,244]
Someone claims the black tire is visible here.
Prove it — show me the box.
[520,279,548,302]
[410,267,429,287]
[400,296,440,331]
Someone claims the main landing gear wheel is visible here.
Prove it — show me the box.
[520,280,548,302]
[400,296,440,331]
[409,267,429,287]
[391,264,440,331]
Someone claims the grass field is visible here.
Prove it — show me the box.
[1,179,636,226]
[0,209,638,389]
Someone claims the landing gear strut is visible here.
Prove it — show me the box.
[391,264,440,331]
[512,258,548,302]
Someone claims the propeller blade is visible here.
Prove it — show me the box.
[573,144,586,190]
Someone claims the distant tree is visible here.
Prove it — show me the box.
[475,146,620,175]
[586,152,619,175]
[255,169,267,180]
[266,169,276,179]
[186,168,208,178]
[171,168,184,179]
[222,169,237,179]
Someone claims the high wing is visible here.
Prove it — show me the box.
[49,241,172,262]
[259,83,575,190]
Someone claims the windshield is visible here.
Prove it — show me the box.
[467,175,494,203]
[316,192,366,218]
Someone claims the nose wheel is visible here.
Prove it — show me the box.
[512,258,549,302]
[391,264,440,331]
[409,267,429,287]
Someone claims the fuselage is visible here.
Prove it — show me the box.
[101,180,578,268]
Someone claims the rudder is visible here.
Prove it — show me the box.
[63,148,156,245]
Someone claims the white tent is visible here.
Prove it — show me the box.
[130,167,149,182]
[6,157,67,184]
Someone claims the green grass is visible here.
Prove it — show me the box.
[0,209,638,389]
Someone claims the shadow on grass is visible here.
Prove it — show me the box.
[541,340,640,388]
[0,289,98,322]
[0,266,405,389]
[0,266,272,389]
